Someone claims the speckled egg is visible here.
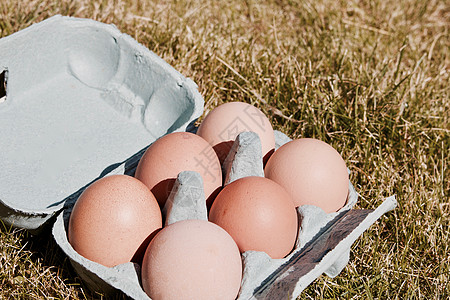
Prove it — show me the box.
[135,132,222,208]
[68,174,162,267]
[209,176,298,259]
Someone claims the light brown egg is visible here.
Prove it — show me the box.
[135,132,222,208]
[197,102,275,164]
[209,176,298,259]
[68,175,162,267]
[264,138,349,213]
[141,219,242,300]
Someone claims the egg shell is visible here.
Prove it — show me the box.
[135,132,222,208]
[68,174,162,267]
[197,102,275,164]
[141,219,242,300]
[209,176,298,259]
[264,138,349,213]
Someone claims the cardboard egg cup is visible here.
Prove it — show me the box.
[0,16,397,300]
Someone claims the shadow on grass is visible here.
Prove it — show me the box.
[24,223,132,300]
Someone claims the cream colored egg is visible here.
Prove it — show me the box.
[141,219,242,300]
[197,102,275,164]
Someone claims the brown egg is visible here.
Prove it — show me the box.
[141,219,242,300]
[68,175,162,267]
[264,138,349,213]
[197,102,275,164]
[135,132,222,208]
[209,176,298,259]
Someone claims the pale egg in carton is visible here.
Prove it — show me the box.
[0,15,397,300]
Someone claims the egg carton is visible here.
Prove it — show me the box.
[0,15,203,233]
[0,16,397,300]
[53,130,396,300]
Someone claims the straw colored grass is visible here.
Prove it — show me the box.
[1,0,448,299]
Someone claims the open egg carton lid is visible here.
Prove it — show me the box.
[0,15,203,232]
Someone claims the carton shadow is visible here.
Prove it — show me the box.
[252,209,373,299]
[10,224,131,299]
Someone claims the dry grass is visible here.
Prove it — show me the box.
[1,0,448,299]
